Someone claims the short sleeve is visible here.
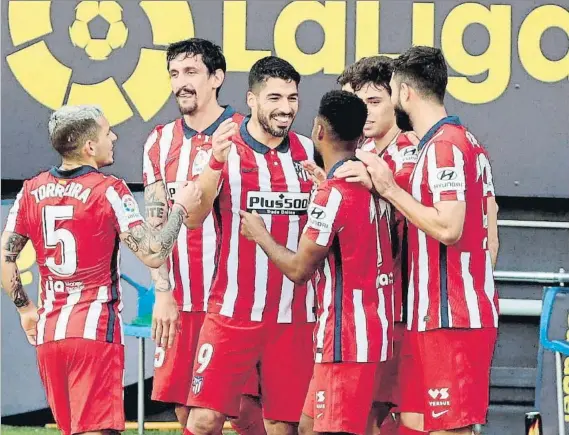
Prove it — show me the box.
[426,140,466,203]
[142,127,163,187]
[303,183,344,247]
[4,182,29,237]
[105,179,144,234]
[392,145,418,190]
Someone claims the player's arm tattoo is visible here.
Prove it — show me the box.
[121,205,185,266]
[143,182,172,292]
[1,232,31,309]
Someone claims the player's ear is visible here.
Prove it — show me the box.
[246,90,256,111]
[400,82,411,104]
[213,69,225,91]
[84,140,96,157]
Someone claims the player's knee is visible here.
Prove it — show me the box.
[263,419,297,435]
[187,408,225,435]
[175,405,191,427]
[400,412,424,431]
[298,417,314,435]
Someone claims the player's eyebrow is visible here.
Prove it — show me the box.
[266,92,283,98]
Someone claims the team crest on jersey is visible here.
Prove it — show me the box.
[293,161,310,182]
[192,375,204,395]
[192,149,212,176]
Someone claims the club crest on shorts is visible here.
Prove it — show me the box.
[192,375,204,395]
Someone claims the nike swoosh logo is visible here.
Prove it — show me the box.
[432,410,449,418]
[316,413,324,419]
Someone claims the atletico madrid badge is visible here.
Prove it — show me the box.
[192,375,204,395]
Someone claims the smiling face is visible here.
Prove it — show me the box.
[248,77,299,138]
[355,82,396,139]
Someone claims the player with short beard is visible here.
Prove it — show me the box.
[183,56,316,435]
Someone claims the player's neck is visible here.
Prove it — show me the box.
[411,103,448,140]
[246,117,287,149]
[373,124,400,154]
[322,150,354,175]
[183,100,224,133]
[59,159,98,171]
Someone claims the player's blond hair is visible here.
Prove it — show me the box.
[48,105,104,158]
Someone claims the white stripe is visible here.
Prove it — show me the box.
[406,260,415,330]
[316,188,343,246]
[484,251,499,326]
[54,291,82,341]
[202,213,216,310]
[142,129,159,185]
[427,146,440,203]
[411,150,429,331]
[452,145,466,201]
[83,286,109,340]
[159,122,176,182]
[176,137,192,310]
[306,280,316,322]
[377,287,389,361]
[105,186,129,233]
[460,252,482,328]
[278,151,303,323]
[352,289,368,362]
[37,280,56,345]
[5,187,24,232]
[220,144,241,317]
[251,152,272,321]
[315,259,333,363]
[296,133,314,161]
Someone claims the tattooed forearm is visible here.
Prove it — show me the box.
[144,183,168,225]
[124,206,185,262]
[3,233,28,262]
[152,265,172,292]
[1,232,31,309]
[11,274,30,308]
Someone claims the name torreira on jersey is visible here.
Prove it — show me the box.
[30,182,92,204]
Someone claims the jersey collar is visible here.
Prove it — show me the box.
[182,105,236,139]
[49,165,99,179]
[417,115,462,151]
[327,156,358,179]
[239,115,290,155]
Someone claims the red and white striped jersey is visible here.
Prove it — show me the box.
[208,116,316,323]
[142,106,243,312]
[362,132,418,322]
[4,166,143,345]
[303,164,394,363]
[406,116,499,332]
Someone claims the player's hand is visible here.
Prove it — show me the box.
[301,160,326,186]
[18,304,39,346]
[152,291,179,349]
[355,149,397,195]
[333,160,373,191]
[239,210,267,242]
[173,181,202,214]
[211,118,238,163]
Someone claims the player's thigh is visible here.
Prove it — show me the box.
[373,322,405,408]
[187,313,263,417]
[419,328,497,432]
[36,342,72,435]
[260,322,314,423]
[398,331,424,416]
[152,311,205,404]
[64,339,125,434]
[310,362,376,435]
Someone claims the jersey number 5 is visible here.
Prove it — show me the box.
[42,205,77,277]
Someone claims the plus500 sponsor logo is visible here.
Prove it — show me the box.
[247,191,310,215]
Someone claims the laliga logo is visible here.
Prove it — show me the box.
[6,0,195,126]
